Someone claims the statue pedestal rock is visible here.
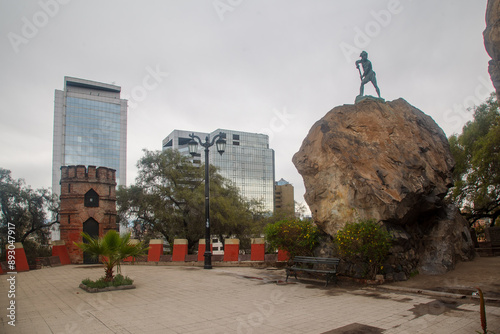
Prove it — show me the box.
[293,98,474,277]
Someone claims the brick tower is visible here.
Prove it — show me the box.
[59,165,117,264]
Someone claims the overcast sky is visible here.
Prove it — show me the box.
[0,0,493,211]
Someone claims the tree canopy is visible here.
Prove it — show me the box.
[0,168,58,248]
[449,93,500,226]
[117,149,204,245]
[117,149,258,250]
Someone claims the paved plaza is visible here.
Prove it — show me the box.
[1,264,499,333]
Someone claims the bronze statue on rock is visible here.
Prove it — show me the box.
[355,51,382,103]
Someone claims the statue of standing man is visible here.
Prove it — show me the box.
[356,51,381,98]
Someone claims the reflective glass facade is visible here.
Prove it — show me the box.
[52,77,127,196]
[210,129,275,213]
[64,97,121,171]
[162,129,275,213]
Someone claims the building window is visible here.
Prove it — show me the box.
[84,189,99,207]
[232,134,240,146]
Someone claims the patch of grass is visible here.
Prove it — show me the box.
[81,274,134,289]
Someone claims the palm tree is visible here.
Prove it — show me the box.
[75,230,148,282]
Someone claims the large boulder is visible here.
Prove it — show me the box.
[484,0,500,101]
[293,98,453,234]
[293,98,474,276]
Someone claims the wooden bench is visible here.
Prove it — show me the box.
[286,256,340,287]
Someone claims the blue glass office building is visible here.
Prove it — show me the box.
[162,129,275,213]
[52,77,127,195]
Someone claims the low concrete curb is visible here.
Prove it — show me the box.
[79,283,136,293]
[375,285,500,303]
[376,285,468,299]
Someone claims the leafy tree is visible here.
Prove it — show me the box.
[117,149,258,250]
[75,230,148,282]
[0,168,58,252]
[209,172,255,250]
[449,93,500,226]
[117,150,204,248]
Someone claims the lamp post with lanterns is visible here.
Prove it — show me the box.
[188,132,226,269]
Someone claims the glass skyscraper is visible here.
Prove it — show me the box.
[162,129,275,213]
[52,77,127,196]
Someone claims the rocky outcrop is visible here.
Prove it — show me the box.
[484,0,500,101]
[293,98,474,277]
[293,98,453,234]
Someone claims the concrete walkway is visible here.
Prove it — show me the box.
[1,264,499,333]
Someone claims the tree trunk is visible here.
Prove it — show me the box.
[104,266,114,282]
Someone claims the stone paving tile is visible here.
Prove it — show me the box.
[0,265,499,333]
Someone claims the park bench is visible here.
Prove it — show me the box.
[286,256,340,287]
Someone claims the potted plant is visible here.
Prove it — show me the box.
[75,230,148,291]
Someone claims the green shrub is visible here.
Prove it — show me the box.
[82,274,134,288]
[335,219,392,278]
[264,219,319,258]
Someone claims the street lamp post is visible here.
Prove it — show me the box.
[188,132,226,269]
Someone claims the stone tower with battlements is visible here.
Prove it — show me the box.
[59,165,117,264]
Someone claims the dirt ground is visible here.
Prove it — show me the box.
[387,256,500,299]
